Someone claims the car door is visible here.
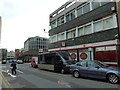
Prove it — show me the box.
[86,61,107,79]
[77,61,89,77]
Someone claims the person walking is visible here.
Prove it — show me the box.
[10,60,17,75]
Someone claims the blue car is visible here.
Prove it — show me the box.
[70,60,120,84]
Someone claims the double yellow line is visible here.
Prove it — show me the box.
[0,72,14,90]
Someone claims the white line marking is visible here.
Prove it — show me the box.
[1,70,7,73]
[8,73,16,78]
[16,70,23,73]
[58,80,71,88]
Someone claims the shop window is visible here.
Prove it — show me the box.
[83,3,90,14]
[84,24,92,35]
[68,50,77,61]
[92,0,100,10]
[78,27,84,36]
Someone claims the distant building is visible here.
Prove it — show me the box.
[23,36,49,62]
[24,36,49,52]
[49,0,120,66]
[0,49,7,60]
[7,51,15,60]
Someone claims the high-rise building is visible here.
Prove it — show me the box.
[49,0,120,66]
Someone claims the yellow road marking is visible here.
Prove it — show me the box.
[0,72,14,90]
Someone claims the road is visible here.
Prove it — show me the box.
[0,62,120,89]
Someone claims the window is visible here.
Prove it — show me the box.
[77,7,82,17]
[66,30,76,39]
[83,3,90,14]
[80,62,87,67]
[51,21,56,29]
[101,0,111,5]
[103,17,114,30]
[88,61,99,67]
[66,10,75,22]
[84,24,92,35]
[106,46,116,51]
[57,33,65,41]
[50,36,57,43]
[93,20,103,32]
[78,27,84,36]
[92,0,100,10]
[57,16,64,26]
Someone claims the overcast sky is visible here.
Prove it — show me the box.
[0,0,69,51]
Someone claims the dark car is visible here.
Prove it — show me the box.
[2,60,7,64]
[16,60,23,64]
[70,60,120,84]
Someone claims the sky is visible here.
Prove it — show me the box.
[0,0,69,51]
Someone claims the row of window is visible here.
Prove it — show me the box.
[50,0,112,29]
[50,14,117,43]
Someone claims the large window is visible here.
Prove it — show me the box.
[50,36,57,43]
[51,21,57,29]
[92,0,100,10]
[84,24,92,35]
[93,20,103,32]
[66,10,75,22]
[101,0,111,6]
[57,33,65,41]
[77,7,82,17]
[57,16,64,26]
[66,29,76,39]
[78,27,84,36]
[103,17,114,30]
[83,3,90,14]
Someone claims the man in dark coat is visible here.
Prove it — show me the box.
[11,61,17,75]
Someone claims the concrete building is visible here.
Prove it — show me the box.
[7,51,15,60]
[49,0,120,66]
[23,36,49,62]
[0,48,7,61]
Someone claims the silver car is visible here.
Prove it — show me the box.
[70,60,120,84]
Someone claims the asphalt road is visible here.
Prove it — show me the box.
[1,62,120,89]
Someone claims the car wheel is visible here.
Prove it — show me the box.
[61,69,65,74]
[73,71,80,78]
[107,74,119,84]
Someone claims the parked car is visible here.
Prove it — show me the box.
[2,60,7,64]
[31,57,38,68]
[70,60,120,84]
[16,60,23,64]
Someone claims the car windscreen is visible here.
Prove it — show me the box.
[35,58,38,61]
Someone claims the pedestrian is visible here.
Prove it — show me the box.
[10,60,17,75]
